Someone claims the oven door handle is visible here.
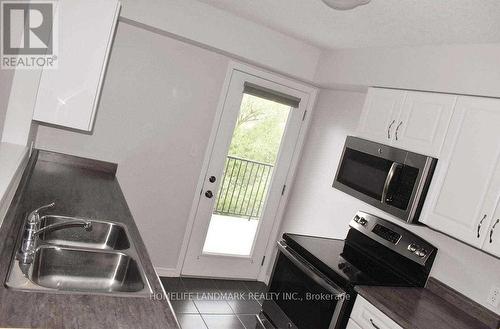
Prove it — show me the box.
[277,241,346,296]
[381,162,402,204]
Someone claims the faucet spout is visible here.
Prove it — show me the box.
[33,219,92,237]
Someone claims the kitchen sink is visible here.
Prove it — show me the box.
[5,214,152,297]
[30,246,145,293]
[39,216,130,250]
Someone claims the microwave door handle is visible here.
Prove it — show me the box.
[382,163,402,204]
[277,241,346,296]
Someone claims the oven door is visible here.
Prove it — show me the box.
[262,241,348,329]
[333,136,435,223]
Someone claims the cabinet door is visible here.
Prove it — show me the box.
[394,91,457,157]
[483,201,500,257]
[350,296,403,329]
[346,319,363,329]
[32,0,120,131]
[421,96,500,247]
[482,167,500,257]
[356,88,406,144]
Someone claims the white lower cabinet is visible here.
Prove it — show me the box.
[421,96,500,250]
[349,296,403,329]
[346,319,363,329]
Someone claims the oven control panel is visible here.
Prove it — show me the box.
[353,214,367,226]
[407,243,428,258]
[372,224,401,244]
[349,211,437,265]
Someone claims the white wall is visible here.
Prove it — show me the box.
[315,43,500,97]
[0,69,14,139]
[119,0,321,82]
[281,89,500,314]
[35,21,230,270]
[1,68,41,146]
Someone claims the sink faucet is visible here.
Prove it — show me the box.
[18,203,92,264]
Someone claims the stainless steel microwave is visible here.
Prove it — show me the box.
[333,136,437,223]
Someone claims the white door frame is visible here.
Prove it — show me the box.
[173,61,318,281]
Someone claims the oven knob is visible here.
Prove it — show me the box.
[416,249,427,258]
[358,217,367,226]
[407,244,418,252]
[354,215,360,223]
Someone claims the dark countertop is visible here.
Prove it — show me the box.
[355,283,499,329]
[0,150,180,329]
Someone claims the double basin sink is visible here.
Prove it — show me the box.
[6,215,152,297]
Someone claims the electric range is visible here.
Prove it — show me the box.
[258,211,437,329]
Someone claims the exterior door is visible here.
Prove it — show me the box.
[182,68,312,279]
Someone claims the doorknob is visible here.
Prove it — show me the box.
[208,176,216,183]
[205,190,214,198]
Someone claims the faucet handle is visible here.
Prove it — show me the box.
[27,202,55,223]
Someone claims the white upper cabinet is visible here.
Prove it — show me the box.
[33,0,121,131]
[356,88,456,157]
[481,164,500,257]
[356,88,405,145]
[395,92,456,156]
[421,96,500,248]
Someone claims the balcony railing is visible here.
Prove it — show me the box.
[214,156,274,220]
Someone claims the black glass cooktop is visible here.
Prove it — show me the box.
[283,232,416,289]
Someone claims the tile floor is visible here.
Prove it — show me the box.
[160,277,268,329]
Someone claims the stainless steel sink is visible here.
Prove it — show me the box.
[30,246,145,293]
[6,214,152,297]
[39,216,130,250]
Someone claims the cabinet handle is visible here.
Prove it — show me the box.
[478,215,487,238]
[490,219,499,243]
[387,120,396,139]
[369,318,381,329]
[395,121,403,141]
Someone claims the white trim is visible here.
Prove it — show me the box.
[175,60,318,278]
[154,266,181,278]
[257,77,318,282]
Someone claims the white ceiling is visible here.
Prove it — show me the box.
[194,0,500,49]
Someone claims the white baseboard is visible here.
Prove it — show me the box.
[155,266,181,277]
